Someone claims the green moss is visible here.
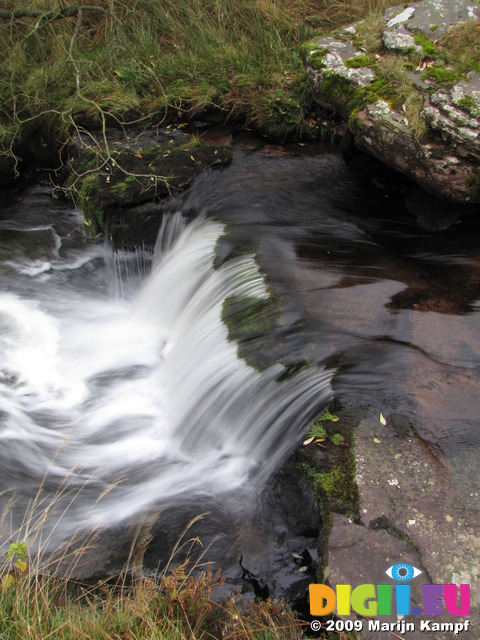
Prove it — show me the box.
[456,96,479,117]
[422,62,461,85]
[330,432,344,446]
[66,136,232,241]
[111,174,137,195]
[222,295,279,343]
[318,72,359,116]
[317,467,351,509]
[413,33,437,57]
[300,42,328,66]
[345,54,374,69]
[299,456,358,520]
[77,173,105,237]
[429,24,439,32]
[300,412,359,520]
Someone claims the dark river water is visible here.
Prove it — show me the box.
[0,136,479,599]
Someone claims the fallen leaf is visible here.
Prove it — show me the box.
[303,436,314,446]
[14,558,27,573]
[374,438,381,444]
[1,574,16,590]
[379,412,387,425]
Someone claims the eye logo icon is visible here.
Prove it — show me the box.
[386,563,422,582]
[309,560,470,619]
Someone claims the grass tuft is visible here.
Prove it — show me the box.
[0,494,305,639]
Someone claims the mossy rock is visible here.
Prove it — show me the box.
[297,408,360,520]
[65,130,232,239]
[296,407,360,582]
[303,3,480,203]
[222,294,283,370]
[223,295,279,342]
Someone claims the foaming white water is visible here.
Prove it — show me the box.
[0,214,330,535]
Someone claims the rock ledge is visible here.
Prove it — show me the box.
[303,0,480,203]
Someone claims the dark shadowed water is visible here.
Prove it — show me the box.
[0,138,479,597]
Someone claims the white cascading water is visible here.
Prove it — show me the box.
[0,212,330,540]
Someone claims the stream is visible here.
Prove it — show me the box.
[1,136,479,600]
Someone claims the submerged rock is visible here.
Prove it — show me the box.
[303,0,480,204]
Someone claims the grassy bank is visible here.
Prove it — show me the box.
[0,509,307,640]
[1,556,304,639]
[0,0,398,176]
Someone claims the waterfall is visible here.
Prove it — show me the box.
[0,212,330,540]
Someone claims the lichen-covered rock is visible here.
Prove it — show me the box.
[385,0,480,38]
[303,0,480,204]
[351,99,478,205]
[383,25,422,54]
[423,72,480,161]
[304,29,375,119]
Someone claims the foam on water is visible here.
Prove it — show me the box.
[0,213,330,537]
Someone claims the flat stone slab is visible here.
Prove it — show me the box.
[385,0,480,38]
[324,409,480,639]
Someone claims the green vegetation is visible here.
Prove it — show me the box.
[222,293,282,370]
[67,135,231,237]
[223,295,279,343]
[304,2,480,150]
[330,432,344,446]
[305,411,347,447]
[299,456,359,521]
[0,495,308,640]
[301,409,359,520]
[0,0,421,181]
[0,0,324,177]
[344,54,375,69]
[307,423,327,441]
[0,539,304,639]
[413,32,437,57]
[419,20,480,85]
[439,19,480,75]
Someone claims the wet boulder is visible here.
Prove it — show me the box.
[63,126,232,248]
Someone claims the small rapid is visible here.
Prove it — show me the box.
[2,144,480,598]
[0,202,330,541]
